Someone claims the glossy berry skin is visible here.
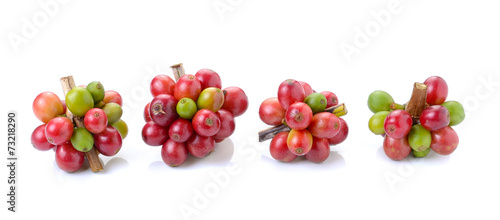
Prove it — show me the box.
[441,101,465,126]
[176,98,198,120]
[384,110,412,139]
[408,124,431,152]
[287,129,313,156]
[195,69,222,90]
[413,148,430,158]
[111,119,128,139]
[144,102,152,122]
[192,109,221,137]
[150,75,176,97]
[86,81,105,104]
[161,139,188,167]
[186,134,215,158]
[55,142,84,173]
[259,97,286,126]
[103,90,123,106]
[33,92,65,123]
[321,91,339,108]
[214,109,235,139]
[299,81,313,97]
[215,138,225,143]
[308,112,340,139]
[70,127,94,152]
[420,105,450,131]
[269,132,296,162]
[65,87,94,117]
[383,135,411,161]
[424,76,448,105]
[197,87,224,112]
[285,102,313,130]
[168,118,194,143]
[304,93,327,114]
[84,108,108,134]
[305,137,330,163]
[150,94,179,127]
[101,103,122,125]
[367,90,394,113]
[221,87,248,117]
[45,117,74,145]
[174,74,202,101]
[430,126,459,155]
[328,118,349,145]
[368,111,390,135]
[277,79,305,110]
[93,125,122,156]
[31,124,55,151]
[142,121,169,146]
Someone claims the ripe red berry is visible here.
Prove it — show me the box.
[192,109,221,137]
[31,124,55,151]
[320,91,339,108]
[174,74,202,101]
[299,81,313,97]
[424,76,448,105]
[285,102,313,130]
[430,126,459,155]
[259,97,286,126]
[269,132,297,162]
[45,117,74,145]
[93,125,122,156]
[277,79,305,110]
[55,142,84,173]
[142,121,169,146]
[305,137,330,163]
[327,118,349,145]
[384,110,412,139]
[308,112,340,138]
[150,94,179,127]
[221,87,248,117]
[287,129,313,156]
[420,105,450,131]
[150,75,176,97]
[161,139,188,167]
[195,69,222,90]
[214,109,235,139]
[186,134,215,158]
[383,135,411,161]
[144,102,152,122]
[168,118,194,143]
[103,90,123,106]
[84,108,108,134]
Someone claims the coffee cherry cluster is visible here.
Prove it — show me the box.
[31,81,127,172]
[143,68,248,167]
[259,79,349,163]
[368,76,465,160]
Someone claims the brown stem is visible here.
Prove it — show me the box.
[405,82,428,123]
[258,124,291,142]
[258,103,347,142]
[170,63,185,82]
[60,76,103,172]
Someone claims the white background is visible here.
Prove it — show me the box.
[1,0,500,219]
